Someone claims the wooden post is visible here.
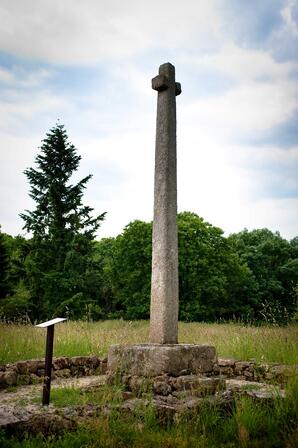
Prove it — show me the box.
[35,317,66,406]
[42,324,54,405]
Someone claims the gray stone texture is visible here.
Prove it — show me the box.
[0,356,107,389]
[150,62,181,344]
[107,344,217,377]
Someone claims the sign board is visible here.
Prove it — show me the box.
[36,318,67,328]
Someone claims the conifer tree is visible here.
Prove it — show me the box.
[20,123,106,318]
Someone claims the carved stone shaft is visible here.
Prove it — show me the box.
[149,62,181,344]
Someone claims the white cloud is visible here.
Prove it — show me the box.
[281,0,298,37]
[182,79,298,137]
[0,0,297,242]
[0,89,69,132]
[0,0,222,64]
[197,43,298,81]
[0,67,14,83]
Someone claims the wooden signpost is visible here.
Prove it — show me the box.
[36,317,67,405]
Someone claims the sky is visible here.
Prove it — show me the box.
[0,0,297,241]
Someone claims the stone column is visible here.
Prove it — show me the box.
[149,62,181,344]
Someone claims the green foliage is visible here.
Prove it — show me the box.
[0,233,33,320]
[91,237,117,316]
[20,123,104,240]
[0,281,31,320]
[103,213,259,321]
[1,132,297,323]
[16,123,105,320]
[228,229,298,323]
[91,214,297,322]
[0,228,10,298]
[109,220,152,319]
[178,212,256,321]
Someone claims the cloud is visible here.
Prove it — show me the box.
[176,132,298,239]
[0,88,69,134]
[0,0,222,64]
[182,79,298,139]
[198,43,298,81]
[0,67,14,83]
[281,0,298,36]
[245,108,298,148]
[220,0,298,63]
[0,0,297,242]
[222,0,285,44]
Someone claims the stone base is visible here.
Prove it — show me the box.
[107,344,217,377]
[119,374,226,397]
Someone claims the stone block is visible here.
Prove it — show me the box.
[85,356,101,368]
[220,367,234,377]
[53,357,71,370]
[28,360,44,373]
[234,361,252,375]
[71,356,89,367]
[15,361,29,375]
[152,74,169,92]
[108,344,217,377]
[3,370,17,386]
[153,378,172,396]
[218,358,235,368]
[171,376,225,396]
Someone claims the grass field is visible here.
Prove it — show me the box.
[1,320,298,447]
[1,319,297,365]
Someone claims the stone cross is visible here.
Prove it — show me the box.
[149,62,181,344]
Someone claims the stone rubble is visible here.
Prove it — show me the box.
[1,355,296,391]
[0,370,290,437]
[0,356,107,389]
[214,358,297,384]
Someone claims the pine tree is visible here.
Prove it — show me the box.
[20,123,106,318]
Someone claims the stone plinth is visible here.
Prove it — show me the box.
[107,344,217,378]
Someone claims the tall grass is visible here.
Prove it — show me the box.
[0,320,297,365]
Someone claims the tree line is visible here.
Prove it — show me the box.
[0,124,297,324]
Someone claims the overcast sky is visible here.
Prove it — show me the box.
[0,0,297,240]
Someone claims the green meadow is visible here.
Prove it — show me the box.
[1,320,297,447]
[1,320,297,365]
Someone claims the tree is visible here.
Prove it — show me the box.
[0,227,10,298]
[20,123,106,318]
[106,213,255,321]
[177,212,255,321]
[0,232,32,320]
[110,220,152,319]
[228,229,298,322]
[91,237,117,317]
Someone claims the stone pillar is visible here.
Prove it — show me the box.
[149,62,181,344]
